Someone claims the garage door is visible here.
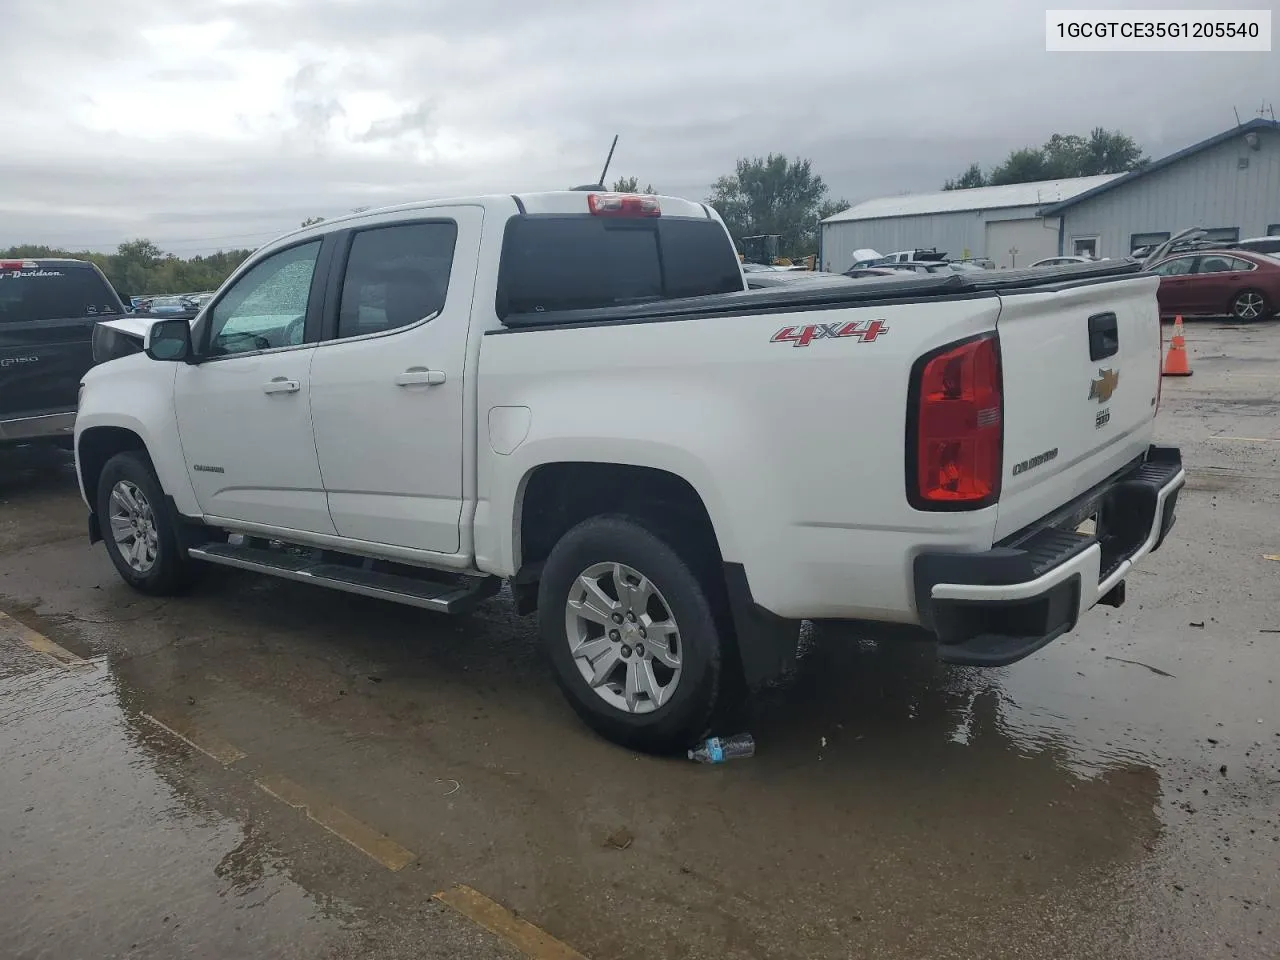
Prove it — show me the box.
[984,219,1059,269]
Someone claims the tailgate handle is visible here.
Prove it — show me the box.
[1088,312,1119,361]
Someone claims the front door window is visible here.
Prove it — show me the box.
[1151,257,1196,276]
[207,242,321,356]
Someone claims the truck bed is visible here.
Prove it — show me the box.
[479,255,1163,623]
[496,258,1146,330]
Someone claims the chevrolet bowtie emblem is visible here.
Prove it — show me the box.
[1089,368,1119,403]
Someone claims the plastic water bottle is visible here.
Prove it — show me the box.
[688,733,755,763]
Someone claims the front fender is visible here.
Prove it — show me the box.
[74,355,199,516]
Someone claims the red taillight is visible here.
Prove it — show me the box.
[587,193,661,218]
[910,334,1003,509]
[0,259,35,270]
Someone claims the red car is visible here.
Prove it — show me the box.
[1148,249,1280,321]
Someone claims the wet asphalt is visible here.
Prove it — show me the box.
[1,320,1278,960]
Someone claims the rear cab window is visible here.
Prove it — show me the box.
[496,215,744,317]
[0,261,123,323]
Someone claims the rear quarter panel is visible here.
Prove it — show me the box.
[475,295,1005,622]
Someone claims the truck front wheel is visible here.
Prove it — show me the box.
[537,515,724,753]
[96,451,202,595]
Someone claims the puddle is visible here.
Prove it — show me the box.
[0,657,356,960]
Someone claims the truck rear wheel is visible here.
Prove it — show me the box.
[96,451,202,595]
[537,515,724,753]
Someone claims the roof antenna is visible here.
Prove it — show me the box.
[1233,105,1242,125]
[570,134,619,191]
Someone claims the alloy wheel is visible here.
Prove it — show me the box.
[108,480,159,574]
[1233,291,1266,320]
[564,561,683,714]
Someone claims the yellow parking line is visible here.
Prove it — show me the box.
[142,710,247,766]
[434,885,590,960]
[256,773,416,872]
[0,611,86,667]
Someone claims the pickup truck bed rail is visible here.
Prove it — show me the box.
[496,258,1147,331]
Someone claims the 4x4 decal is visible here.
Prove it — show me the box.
[770,319,888,347]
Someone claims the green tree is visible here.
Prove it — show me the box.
[943,128,1148,189]
[706,154,845,257]
[1080,127,1148,175]
[610,176,656,194]
[300,216,325,227]
[988,147,1050,185]
[112,239,165,299]
[943,162,986,191]
[0,239,254,298]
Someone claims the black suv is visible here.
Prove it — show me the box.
[0,258,125,449]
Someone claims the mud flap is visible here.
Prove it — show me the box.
[722,563,801,686]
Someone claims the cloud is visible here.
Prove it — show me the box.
[0,0,1273,253]
[355,101,435,144]
[287,61,348,146]
[148,64,238,83]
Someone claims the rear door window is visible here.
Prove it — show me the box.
[336,222,458,339]
[1197,255,1254,274]
[0,265,122,323]
[497,216,743,316]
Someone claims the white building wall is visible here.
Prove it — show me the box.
[984,219,1061,268]
[819,206,1061,272]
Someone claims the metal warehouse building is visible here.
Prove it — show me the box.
[820,118,1280,272]
[820,174,1119,271]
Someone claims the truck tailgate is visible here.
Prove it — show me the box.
[993,274,1162,540]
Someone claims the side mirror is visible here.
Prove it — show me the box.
[145,318,193,362]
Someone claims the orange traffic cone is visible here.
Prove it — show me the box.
[1162,315,1192,377]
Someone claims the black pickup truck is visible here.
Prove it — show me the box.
[0,258,126,449]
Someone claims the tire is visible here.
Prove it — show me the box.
[1230,289,1270,321]
[96,451,202,595]
[537,515,725,754]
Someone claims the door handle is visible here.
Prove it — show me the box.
[262,377,300,394]
[395,368,446,386]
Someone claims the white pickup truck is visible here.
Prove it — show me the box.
[75,191,1185,752]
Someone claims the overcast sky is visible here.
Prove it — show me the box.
[1,0,1274,255]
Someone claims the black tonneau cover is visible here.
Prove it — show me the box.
[498,257,1146,330]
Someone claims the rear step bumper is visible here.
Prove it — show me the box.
[914,445,1184,667]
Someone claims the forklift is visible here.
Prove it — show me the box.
[741,234,781,266]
